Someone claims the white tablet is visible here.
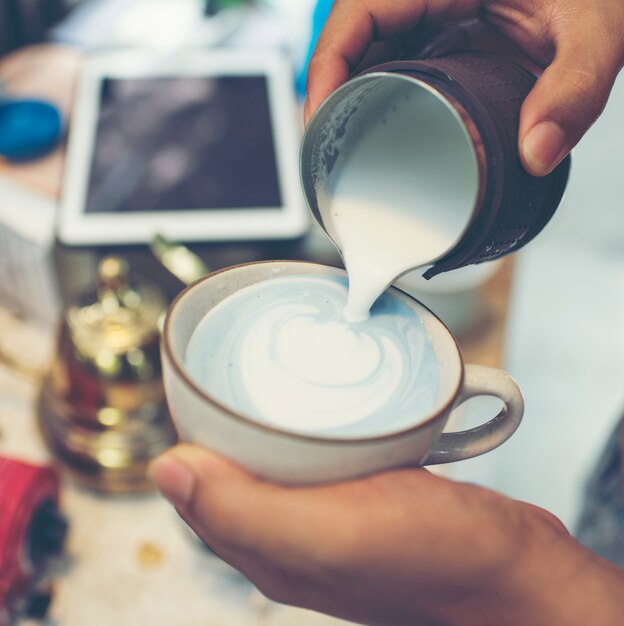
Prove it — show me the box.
[59,49,308,245]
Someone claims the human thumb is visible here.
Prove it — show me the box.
[148,445,291,551]
[148,445,240,508]
[519,30,623,176]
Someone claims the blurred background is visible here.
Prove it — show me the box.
[0,1,622,625]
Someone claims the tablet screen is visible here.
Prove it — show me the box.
[85,76,283,213]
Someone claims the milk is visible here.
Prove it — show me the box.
[318,86,478,321]
[184,275,438,438]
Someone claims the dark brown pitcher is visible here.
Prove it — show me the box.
[300,51,570,279]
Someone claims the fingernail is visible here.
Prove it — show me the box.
[522,120,567,175]
[149,454,195,506]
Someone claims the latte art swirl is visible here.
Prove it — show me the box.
[184,275,439,437]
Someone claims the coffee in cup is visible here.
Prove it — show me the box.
[184,273,439,438]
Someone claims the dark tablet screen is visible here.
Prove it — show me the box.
[85,76,283,213]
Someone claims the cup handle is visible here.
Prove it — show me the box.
[423,364,524,465]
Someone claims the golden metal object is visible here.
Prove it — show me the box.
[38,256,177,493]
[150,234,210,286]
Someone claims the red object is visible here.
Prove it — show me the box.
[0,457,65,626]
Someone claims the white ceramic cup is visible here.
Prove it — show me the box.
[161,261,523,484]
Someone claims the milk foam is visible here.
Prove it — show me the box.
[184,275,439,437]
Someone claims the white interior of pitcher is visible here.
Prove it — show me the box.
[304,73,480,267]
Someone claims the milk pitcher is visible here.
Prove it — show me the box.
[300,51,570,279]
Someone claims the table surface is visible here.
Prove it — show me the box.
[0,45,515,626]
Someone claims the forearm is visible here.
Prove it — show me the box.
[529,538,624,626]
[432,515,624,626]
[496,528,624,626]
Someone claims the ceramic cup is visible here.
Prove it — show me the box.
[161,261,523,484]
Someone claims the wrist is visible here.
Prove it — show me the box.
[502,508,624,626]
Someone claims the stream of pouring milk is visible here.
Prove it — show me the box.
[320,91,478,322]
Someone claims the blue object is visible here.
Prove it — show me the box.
[0,99,63,161]
[296,0,334,97]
